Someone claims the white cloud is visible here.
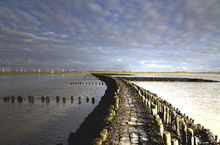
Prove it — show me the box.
[0,0,219,71]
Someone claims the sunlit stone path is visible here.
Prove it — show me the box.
[106,82,164,145]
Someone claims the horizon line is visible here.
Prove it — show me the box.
[0,71,219,74]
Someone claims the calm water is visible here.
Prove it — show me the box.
[131,73,220,137]
[0,74,106,145]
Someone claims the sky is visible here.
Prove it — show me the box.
[0,0,220,72]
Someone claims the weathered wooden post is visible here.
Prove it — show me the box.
[28,96,31,102]
[86,97,89,103]
[156,116,164,137]
[11,96,15,103]
[175,115,180,136]
[56,96,60,103]
[3,96,7,101]
[78,97,82,104]
[172,138,179,145]
[41,96,45,102]
[163,131,172,145]
[181,121,188,145]
[187,128,194,145]
[3,97,6,102]
[163,105,167,124]
[151,103,157,115]
[46,96,50,103]
[70,96,74,102]
[160,123,164,138]
[63,97,66,103]
[157,100,161,113]
[147,100,151,108]
[30,96,34,103]
[142,95,145,103]
[166,107,170,124]
[92,97,95,104]
[194,136,200,145]
[17,96,23,103]
[214,135,218,142]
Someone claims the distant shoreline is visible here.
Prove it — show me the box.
[0,71,219,75]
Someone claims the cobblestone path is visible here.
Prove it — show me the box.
[107,82,164,145]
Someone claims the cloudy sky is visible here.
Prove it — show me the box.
[0,0,220,72]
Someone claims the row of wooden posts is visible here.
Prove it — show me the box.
[126,81,219,145]
[82,79,99,80]
[70,82,104,85]
[2,96,96,104]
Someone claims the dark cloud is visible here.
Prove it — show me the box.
[0,0,220,71]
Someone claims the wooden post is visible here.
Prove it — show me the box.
[182,121,188,145]
[187,128,194,145]
[194,136,199,145]
[157,100,161,113]
[86,97,89,103]
[46,96,50,103]
[28,96,31,102]
[166,107,170,124]
[151,103,157,115]
[63,97,66,103]
[17,96,23,103]
[147,101,151,108]
[163,106,167,123]
[56,96,60,103]
[41,96,45,102]
[11,96,15,103]
[160,123,164,138]
[145,100,148,107]
[142,95,145,102]
[215,135,218,142]
[176,115,180,136]
[92,97,95,104]
[164,131,172,145]
[172,138,179,145]
[155,117,164,138]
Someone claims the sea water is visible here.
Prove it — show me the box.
[0,74,106,145]
[130,73,220,137]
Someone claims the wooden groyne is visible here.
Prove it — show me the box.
[58,74,219,145]
[125,80,220,145]
[117,77,219,82]
[1,95,96,104]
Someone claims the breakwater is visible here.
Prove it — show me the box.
[57,74,219,145]
[117,77,219,82]
[126,80,219,145]
[66,74,120,145]
[104,78,164,145]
